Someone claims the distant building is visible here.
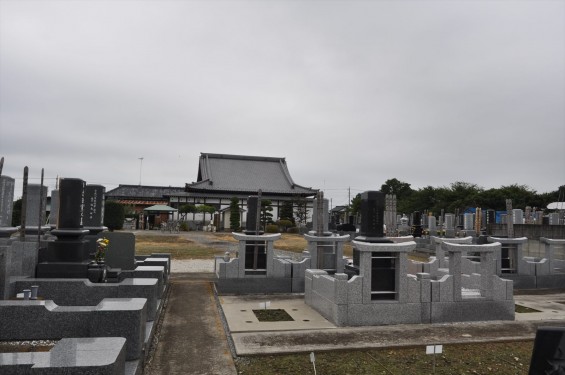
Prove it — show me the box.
[168,153,318,230]
[105,153,318,230]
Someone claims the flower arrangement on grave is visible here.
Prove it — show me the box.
[95,237,110,263]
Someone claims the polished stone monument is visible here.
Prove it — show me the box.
[21,183,49,235]
[0,175,17,238]
[36,178,92,278]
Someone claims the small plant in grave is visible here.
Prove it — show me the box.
[95,237,110,263]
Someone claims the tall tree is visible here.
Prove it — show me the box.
[229,197,241,230]
[380,178,413,199]
[179,204,198,221]
[294,196,309,227]
[350,193,361,216]
[197,205,216,224]
[260,199,274,228]
[279,200,295,224]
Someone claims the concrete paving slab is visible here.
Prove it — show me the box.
[220,295,336,333]
[223,292,565,356]
[514,293,565,321]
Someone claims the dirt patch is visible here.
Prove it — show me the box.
[253,309,294,322]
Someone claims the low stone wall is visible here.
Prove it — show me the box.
[12,278,159,321]
[488,224,565,239]
[0,337,127,375]
[0,298,147,360]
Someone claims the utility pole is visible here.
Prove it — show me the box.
[138,157,144,185]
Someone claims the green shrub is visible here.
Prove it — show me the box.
[265,224,279,233]
[104,201,125,231]
[287,227,299,234]
[179,221,189,231]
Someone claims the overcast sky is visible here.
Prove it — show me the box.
[1,0,563,206]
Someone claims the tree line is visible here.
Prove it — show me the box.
[349,178,565,216]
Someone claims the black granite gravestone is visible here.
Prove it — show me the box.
[83,185,105,229]
[412,211,423,237]
[245,196,262,235]
[83,184,106,258]
[346,191,392,280]
[36,178,91,278]
[529,326,565,375]
[243,195,266,274]
[357,191,391,243]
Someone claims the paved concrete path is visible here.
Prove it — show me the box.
[144,274,237,375]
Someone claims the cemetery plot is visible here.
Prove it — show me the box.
[252,309,294,322]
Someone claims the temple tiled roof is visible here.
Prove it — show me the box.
[185,153,317,196]
[105,185,185,200]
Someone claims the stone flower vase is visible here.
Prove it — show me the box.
[87,260,107,283]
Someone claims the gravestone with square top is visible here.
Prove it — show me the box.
[412,211,423,238]
[444,213,455,238]
[36,178,92,278]
[357,191,389,242]
[428,214,437,236]
[83,185,107,257]
[48,189,59,229]
[21,184,49,235]
[243,195,265,272]
[0,175,17,238]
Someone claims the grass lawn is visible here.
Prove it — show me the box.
[133,234,226,259]
[235,341,533,375]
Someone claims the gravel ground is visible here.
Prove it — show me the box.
[170,250,303,273]
[171,259,215,273]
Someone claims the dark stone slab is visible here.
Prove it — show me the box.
[529,327,565,375]
[102,232,136,270]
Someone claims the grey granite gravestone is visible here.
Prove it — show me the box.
[0,175,17,238]
[48,189,59,228]
[463,213,474,232]
[22,183,49,234]
[428,215,437,235]
[444,213,455,238]
[310,192,330,236]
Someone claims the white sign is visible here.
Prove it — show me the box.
[259,301,271,309]
[310,352,315,363]
[426,345,443,354]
